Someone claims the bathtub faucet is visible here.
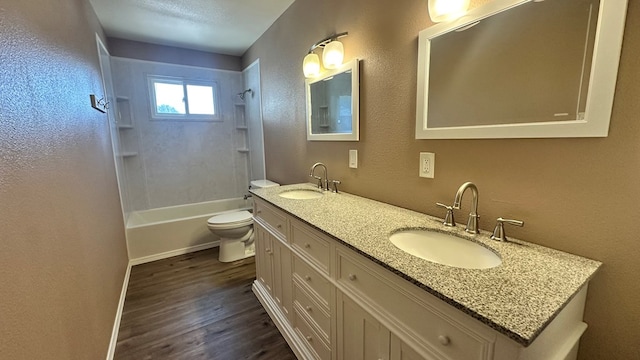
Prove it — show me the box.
[243,194,252,200]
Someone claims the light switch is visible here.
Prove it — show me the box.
[349,149,358,168]
[419,152,435,178]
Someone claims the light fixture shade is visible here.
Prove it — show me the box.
[322,40,344,69]
[303,53,320,78]
[428,0,470,23]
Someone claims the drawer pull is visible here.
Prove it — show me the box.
[348,273,357,281]
[257,210,262,214]
[305,275,312,281]
[305,306,312,312]
[306,335,313,342]
[304,243,311,249]
[438,335,450,346]
[265,248,272,254]
[277,224,282,228]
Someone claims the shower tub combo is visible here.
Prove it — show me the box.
[126,197,252,264]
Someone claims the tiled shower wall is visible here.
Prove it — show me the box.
[111,57,249,212]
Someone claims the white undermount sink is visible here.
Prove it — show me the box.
[389,229,501,269]
[278,189,324,200]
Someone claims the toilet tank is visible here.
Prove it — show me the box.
[250,179,280,189]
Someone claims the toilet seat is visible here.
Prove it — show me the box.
[207,210,253,230]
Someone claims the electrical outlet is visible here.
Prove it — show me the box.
[419,152,435,178]
[349,149,358,168]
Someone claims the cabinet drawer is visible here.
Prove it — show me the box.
[336,249,493,360]
[293,281,330,342]
[290,219,330,274]
[254,200,287,240]
[292,256,330,310]
[294,307,331,360]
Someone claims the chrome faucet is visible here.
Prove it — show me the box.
[452,182,480,234]
[309,162,329,191]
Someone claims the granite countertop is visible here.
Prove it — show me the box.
[250,183,601,347]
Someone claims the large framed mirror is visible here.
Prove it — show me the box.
[416,0,628,139]
[306,59,359,141]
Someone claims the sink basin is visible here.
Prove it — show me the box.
[389,229,501,269]
[278,189,324,200]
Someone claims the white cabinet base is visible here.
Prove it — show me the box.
[253,280,317,360]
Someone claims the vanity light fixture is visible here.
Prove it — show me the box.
[323,40,344,69]
[428,0,470,23]
[303,53,321,78]
[303,32,348,78]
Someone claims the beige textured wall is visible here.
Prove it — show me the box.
[243,0,640,358]
[0,0,129,359]
[108,37,242,71]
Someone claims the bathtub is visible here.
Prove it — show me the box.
[126,197,252,264]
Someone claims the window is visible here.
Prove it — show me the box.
[148,76,220,121]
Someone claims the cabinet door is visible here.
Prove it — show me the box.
[272,236,293,322]
[391,334,428,360]
[255,224,273,294]
[337,292,390,360]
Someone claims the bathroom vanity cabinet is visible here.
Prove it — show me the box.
[255,224,292,320]
[251,189,596,360]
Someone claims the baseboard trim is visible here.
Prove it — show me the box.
[129,241,220,266]
[106,262,131,360]
[252,281,313,360]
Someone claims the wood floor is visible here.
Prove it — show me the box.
[114,248,297,360]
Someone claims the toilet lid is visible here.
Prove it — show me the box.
[207,210,253,226]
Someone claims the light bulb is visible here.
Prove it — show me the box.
[322,40,344,69]
[428,0,470,23]
[303,53,320,78]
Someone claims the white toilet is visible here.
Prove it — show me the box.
[207,180,279,262]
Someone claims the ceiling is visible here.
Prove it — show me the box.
[89,0,295,56]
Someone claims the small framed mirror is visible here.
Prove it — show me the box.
[306,59,359,141]
[416,0,628,139]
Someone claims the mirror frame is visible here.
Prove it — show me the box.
[306,59,360,141]
[416,0,628,139]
